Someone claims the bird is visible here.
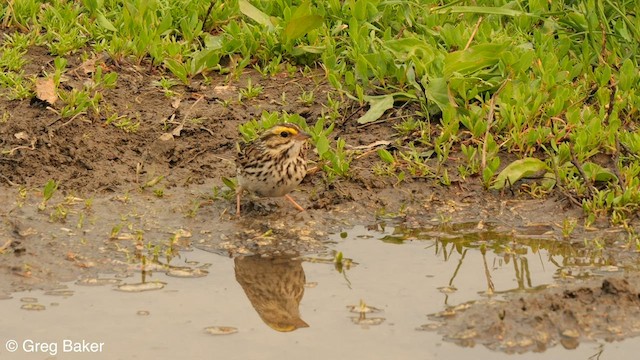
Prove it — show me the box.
[235,123,310,216]
[234,254,309,332]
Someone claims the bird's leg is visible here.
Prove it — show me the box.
[284,194,305,212]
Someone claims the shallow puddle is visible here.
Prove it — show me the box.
[1,224,639,359]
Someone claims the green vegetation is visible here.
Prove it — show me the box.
[38,179,58,211]
[1,0,639,229]
[238,79,264,100]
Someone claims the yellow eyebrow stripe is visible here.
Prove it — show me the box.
[271,126,298,135]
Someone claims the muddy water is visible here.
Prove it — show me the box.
[2,223,639,359]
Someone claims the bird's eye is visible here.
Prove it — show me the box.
[280,131,289,138]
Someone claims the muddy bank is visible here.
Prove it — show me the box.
[425,276,640,353]
[0,178,632,296]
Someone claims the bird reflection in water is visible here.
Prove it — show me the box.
[234,254,309,332]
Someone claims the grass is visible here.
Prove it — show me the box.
[0,0,639,229]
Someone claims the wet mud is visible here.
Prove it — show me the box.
[1,47,640,355]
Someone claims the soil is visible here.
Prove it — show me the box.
[1,46,640,353]
[424,276,640,353]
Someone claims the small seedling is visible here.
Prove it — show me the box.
[152,77,180,97]
[186,200,202,218]
[561,218,578,239]
[105,114,140,133]
[110,224,124,239]
[38,180,58,211]
[297,90,315,106]
[238,79,264,101]
[77,212,85,229]
[141,175,164,190]
[50,204,69,223]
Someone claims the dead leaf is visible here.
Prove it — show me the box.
[347,140,391,151]
[159,133,174,141]
[171,122,184,137]
[171,98,181,109]
[213,85,237,97]
[80,58,96,74]
[34,77,57,105]
[18,227,38,237]
[75,261,95,269]
[0,239,13,254]
[14,132,30,141]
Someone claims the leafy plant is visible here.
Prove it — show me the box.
[38,180,58,211]
[238,79,264,101]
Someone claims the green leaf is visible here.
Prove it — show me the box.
[541,173,557,190]
[163,59,188,84]
[357,95,394,124]
[431,5,534,17]
[423,77,450,111]
[482,166,495,187]
[96,13,117,32]
[203,34,223,50]
[43,179,58,201]
[284,15,323,42]
[384,38,436,61]
[238,0,274,29]
[582,162,617,183]
[444,43,508,78]
[377,149,394,164]
[618,59,637,92]
[491,158,550,190]
[290,45,325,56]
[222,177,237,191]
[316,135,330,157]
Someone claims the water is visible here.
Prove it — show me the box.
[1,224,638,359]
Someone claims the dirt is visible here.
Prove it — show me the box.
[424,276,640,353]
[2,46,640,353]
